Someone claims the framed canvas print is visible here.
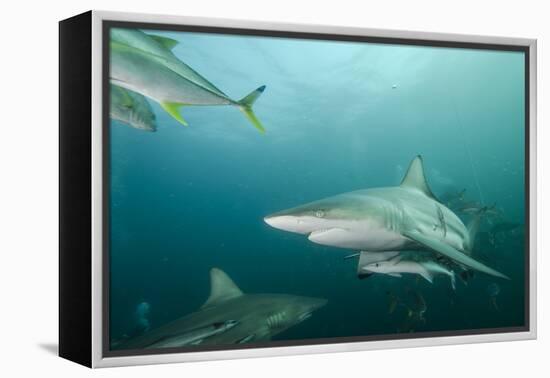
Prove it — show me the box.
[59,10,537,368]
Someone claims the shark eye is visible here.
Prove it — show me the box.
[315,210,325,218]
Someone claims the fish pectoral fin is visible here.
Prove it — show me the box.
[160,102,188,126]
[388,273,402,278]
[403,231,509,280]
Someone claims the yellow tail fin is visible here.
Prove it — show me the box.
[237,85,266,133]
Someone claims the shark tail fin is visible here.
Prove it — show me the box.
[466,205,493,251]
[237,85,266,133]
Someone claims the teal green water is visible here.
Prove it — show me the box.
[109,29,526,348]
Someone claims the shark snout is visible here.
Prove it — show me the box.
[306,297,328,312]
[315,298,328,309]
[264,214,311,234]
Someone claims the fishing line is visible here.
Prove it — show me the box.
[451,96,485,204]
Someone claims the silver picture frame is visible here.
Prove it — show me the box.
[80,10,537,368]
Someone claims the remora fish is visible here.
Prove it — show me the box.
[264,155,508,279]
[110,28,267,132]
[145,320,239,349]
[110,84,157,132]
[362,254,457,289]
[116,268,327,349]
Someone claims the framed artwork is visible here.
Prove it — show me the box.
[59,11,537,368]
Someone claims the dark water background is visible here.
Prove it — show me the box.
[109,29,526,347]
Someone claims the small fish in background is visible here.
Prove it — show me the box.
[362,255,457,290]
[386,291,400,314]
[392,84,398,89]
[353,251,400,280]
[145,320,239,349]
[110,29,267,132]
[459,203,503,220]
[399,290,427,333]
[134,301,152,334]
[439,188,467,209]
[490,222,523,235]
[110,301,152,349]
[458,269,475,286]
[487,283,501,311]
[110,84,157,132]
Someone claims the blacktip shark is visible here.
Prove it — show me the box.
[145,320,239,349]
[361,253,457,290]
[264,155,508,279]
[110,28,267,132]
[110,84,157,132]
[117,268,327,350]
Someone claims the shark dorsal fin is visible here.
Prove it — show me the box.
[201,268,243,309]
[147,34,179,50]
[400,155,437,200]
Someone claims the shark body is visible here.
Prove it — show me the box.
[117,268,327,350]
[264,156,508,279]
[144,320,239,349]
[110,28,266,131]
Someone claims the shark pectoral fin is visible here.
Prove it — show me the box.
[388,273,402,278]
[236,334,256,344]
[237,85,266,133]
[161,102,188,126]
[403,231,509,280]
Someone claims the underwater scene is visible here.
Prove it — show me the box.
[108,26,526,352]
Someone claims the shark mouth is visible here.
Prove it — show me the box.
[298,312,312,322]
[308,228,349,243]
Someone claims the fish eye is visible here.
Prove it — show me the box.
[315,210,325,218]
